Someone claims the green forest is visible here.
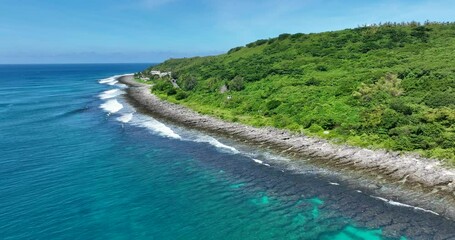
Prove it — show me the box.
[136,22,455,163]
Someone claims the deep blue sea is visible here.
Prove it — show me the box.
[1,64,455,239]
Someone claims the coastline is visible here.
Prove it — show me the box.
[118,74,455,218]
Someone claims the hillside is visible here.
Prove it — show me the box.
[137,22,455,162]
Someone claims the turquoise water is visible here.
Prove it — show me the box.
[1,64,454,239]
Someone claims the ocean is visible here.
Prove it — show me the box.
[1,64,454,239]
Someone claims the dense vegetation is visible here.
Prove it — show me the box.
[137,22,455,163]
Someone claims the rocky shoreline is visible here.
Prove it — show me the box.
[118,75,455,219]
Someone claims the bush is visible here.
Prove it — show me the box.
[228,76,245,91]
[267,38,277,44]
[308,124,324,133]
[266,100,282,110]
[424,91,455,108]
[411,26,430,42]
[246,42,256,48]
[227,46,244,54]
[175,91,188,100]
[380,109,401,129]
[278,33,291,40]
[273,114,292,128]
[153,80,173,92]
[390,99,413,115]
[353,73,403,103]
[290,33,305,40]
[318,118,337,130]
[181,77,197,91]
[305,78,321,86]
[254,39,268,46]
[316,65,328,71]
[166,88,177,95]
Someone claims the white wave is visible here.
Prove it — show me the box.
[99,76,118,85]
[253,152,290,162]
[413,206,440,215]
[107,80,118,85]
[134,118,181,139]
[117,113,133,123]
[371,196,389,202]
[98,78,113,84]
[329,182,340,186]
[387,200,414,208]
[371,195,439,215]
[253,159,271,167]
[116,83,128,89]
[99,89,124,100]
[253,159,263,164]
[100,99,123,114]
[98,74,134,85]
[194,135,239,153]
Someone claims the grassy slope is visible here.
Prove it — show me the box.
[138,22,455,163]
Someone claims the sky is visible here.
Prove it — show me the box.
[1,0,455,64]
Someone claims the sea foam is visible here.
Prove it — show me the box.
[98,74,133,86]
[194,135,239,154]
[134,117,181,139]
[100,99,123,114]
[99,76,119,85]
[99,89,123,100]
[253,158,263,164]
[253,159,271,167]
[371,195,439,215]
[117,113,133,123]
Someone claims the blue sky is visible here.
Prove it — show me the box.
[1,0,455,63]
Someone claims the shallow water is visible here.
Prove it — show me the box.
[1,64,455,239]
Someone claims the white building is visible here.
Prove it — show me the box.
[159,72,172,78]
[150,70,172,78]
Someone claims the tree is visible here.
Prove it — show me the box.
[182,76,197,91]
[228,76,245,91]
[266,99,282,110]
[411,26,430,42]
[353,73,403,103]
[175,91,188,100]
[278,33,291,40]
